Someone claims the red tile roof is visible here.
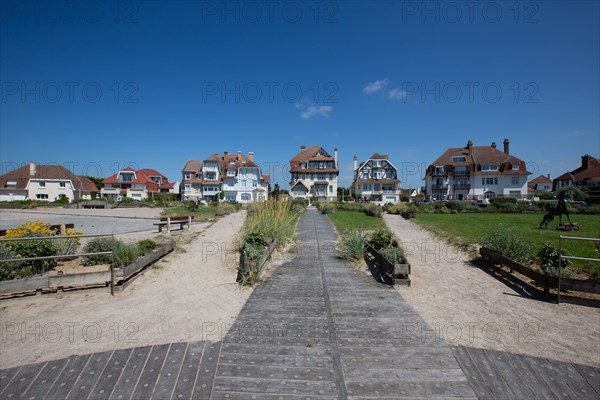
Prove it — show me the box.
[289,146,338,174]
[529,175,552,185]
[103,168,174,192]
[261,175,271,184]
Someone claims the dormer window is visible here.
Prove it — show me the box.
[229,160,235,164]
[452,156,466,162]
[434,166,445,174]
[481,165,498,171]
[119,172,134,182]
[512,164,519,171]
[184,173,191,180]
[6,180,16,186]
[227,169,235,176]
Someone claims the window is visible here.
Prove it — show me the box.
[301,163,306,169]
[59,182,66,188]
[119,173,134,182]
[252,181,257,188]
[481,177,498,185]
[512,164,520,170]
[184,184,192,191]
[227,169,235,176]
[434,166,445,174]
[184,173,191,180]
[454,166,467,174]
[511,176,520,185]
[241,193,251,201]
[39,181,46,188]
[226,194,236,201]
[58,194,67,199]
[481,165,498,171]
[452,156,467,162]
[329,185,333,193]
[362,184,373,191]
[229,160,235,164]
[242,180,247,188]
[36,194,48,199]
[6,180,16,186]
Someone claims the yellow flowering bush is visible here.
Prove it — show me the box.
[0,220,83,280]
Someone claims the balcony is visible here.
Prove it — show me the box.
[453,184,471,190]
[432,184,448,189]
[381,190,398,194]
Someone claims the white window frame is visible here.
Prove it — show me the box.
[184,173,191,180]
[227,169,235,176]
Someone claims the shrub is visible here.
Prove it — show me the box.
[400,195,410,202]
[291,203,306,214]
[215,202,236,216]
[481,225,533,264]
[317,203,336,214]
[445,201,465,212]
[463,205,482,213]
[82,238,118,266]
[114,242,141,266]
[291,198,308,208]
[2,221,61,275]
[536,242,570,272]
[339,230,368,260]
[0,244,27,280]
[243,242,264,261]
[370,227,395,249]
[544,267,575,279]
[245,229,266,247]
[138,239,158,255]
[242,201,297,246]
[363,204,383,217]
[490,196,518,205]
[379,246,406,264]
[401,204,417,219]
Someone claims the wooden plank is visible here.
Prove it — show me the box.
[505,353,557,399]
[45,354,92,399]
[109,346,152,400]
[480,247,545,282]
[448,346,493,399]
[519,355,579,400]
[48,270,110,287]
[464,347,516,399]
[212,376,338,397]
[121,242,174,280]
[151,342,187,400]
[21,358,69,400]
[172,341,205,400]
[130,344,169,399]
[547,358,599,398]
[0,366,21,395]
[486,350,536,399]
[90,348,132,400]
[0,275,48,293]
[191,342,222,400]
[66,350,112,399]
[572,363,600,397]
[0,363,44,399]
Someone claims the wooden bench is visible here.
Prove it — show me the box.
[0,223,75,237]
[154,216,193,233]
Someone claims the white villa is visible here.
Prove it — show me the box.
[425,139,531,201]
[289,145,339,203]
[351,153,401,204]
[0,163,97,202]
[181,151,269,203]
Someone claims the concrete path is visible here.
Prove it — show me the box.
[1,209,598,399]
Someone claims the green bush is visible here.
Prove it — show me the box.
[463,205,482,213]
[370,227,395,249]
[445,201,465,212]
[114,242,141,266]
[243,242,264,261]
[245,229,266,247]
[291,198,308,208]
[536,242,570,272]
[82,238,145,267]
[318,203,336,214]
[400,195,410,202]
[481,226,533,264]
[0,244,27,280]
[339,230,368,260]
[379,246,406,264]
[138,239,157,255]
[490,196,518,205]
[544,267,575,279]
[401,204,417,219]
[363,204,383,217]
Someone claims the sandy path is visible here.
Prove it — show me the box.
[384,214,600,368]
[0,211,251,369]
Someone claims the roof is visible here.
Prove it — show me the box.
[369,153,389,160]
[253,188,266,193]
[429,142,530,176]
[182,160,202,173]
[290,146,334,163]
[555,172,576,181]
[290,181,309,190]
[103,168,174,191]
[0,164,94,192]
[261,175,270,183]
[78,176,99,192]
[529,175,552,185]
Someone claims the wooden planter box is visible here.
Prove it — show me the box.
[238,239,278,284]
[480,247,600,299]
[365,243,411,287]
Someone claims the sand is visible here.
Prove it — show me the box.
[384,214,600,368]
[0,211,251,369]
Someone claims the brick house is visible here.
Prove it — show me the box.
[289,145,339,203]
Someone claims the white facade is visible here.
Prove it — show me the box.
[222,167,267,203]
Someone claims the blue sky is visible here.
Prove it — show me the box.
[1,0,598,189]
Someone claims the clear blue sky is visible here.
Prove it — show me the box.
[1,1,598,189]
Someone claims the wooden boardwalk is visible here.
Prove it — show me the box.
[1,209,598,399]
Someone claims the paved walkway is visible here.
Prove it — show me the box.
[1,209,599,399]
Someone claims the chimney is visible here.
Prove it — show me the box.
[334,147,338,168]
[29,162,36,176]
[301,145,306,152]
[353,154,358,171]
[224,151,228,158]
[582,154,591,169]
[491,142,496,148]
[237,150,241,160]
[248,152,254,162]
[467,140,473,153]
[503,138,510,154]
[547,174,550,179]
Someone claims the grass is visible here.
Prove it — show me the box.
[326,211,385,233]
[413,213,600,260]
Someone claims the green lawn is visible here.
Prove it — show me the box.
[413,213,600,259]
[326,211,385,233]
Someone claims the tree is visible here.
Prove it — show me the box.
[86,176,104,191]
[337,187,350,201]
